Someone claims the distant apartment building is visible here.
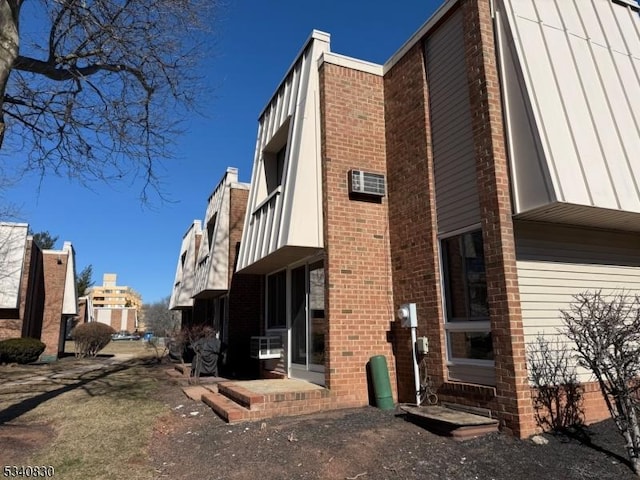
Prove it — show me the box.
[0,222,78,361]
[86,273,142,332]
[86,273,142,309]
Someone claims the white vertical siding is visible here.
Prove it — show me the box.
[237,31,330,272]
[169,220,201,310]
[426,9,481,234]
[194,168,234,294]
[0,223,27,309]
[498,0,640,215]
[61,242,78,315]
[96,309,111,326]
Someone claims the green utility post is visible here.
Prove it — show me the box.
[369,355,394,410]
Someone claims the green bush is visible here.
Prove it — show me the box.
[72,322,115,358]
[0,337,46,364]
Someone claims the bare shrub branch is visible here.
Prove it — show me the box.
[562,290,640,476]
[527,334,584,432]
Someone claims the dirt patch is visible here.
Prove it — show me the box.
[0,422,57,464]
[149,378,635,480]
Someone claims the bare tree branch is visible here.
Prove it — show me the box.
[0,0,216,202]
[562,291,640,476]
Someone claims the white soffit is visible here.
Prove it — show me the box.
[0,223,28,309]
[500,0,640,213]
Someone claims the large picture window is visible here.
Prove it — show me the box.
[441,230,488,322]
[267,270,286,329]
[441,230,493,368]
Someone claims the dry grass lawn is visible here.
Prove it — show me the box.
[0,341,168,479]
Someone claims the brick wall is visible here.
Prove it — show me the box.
[461,0,532,437]
[0,238,44,342]
[227,186,263,378]
[41,252,68,358]
[530,381,612,432]
[384,41,447,404]
[94,308,137,333]
[319,61,395,406]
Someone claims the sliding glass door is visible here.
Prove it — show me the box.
[290,260,325,383]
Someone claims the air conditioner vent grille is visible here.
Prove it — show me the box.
[348,170,385,197]
[250,336,283,360]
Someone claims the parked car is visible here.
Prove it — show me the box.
[111,330,140,341]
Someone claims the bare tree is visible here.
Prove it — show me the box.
[527,334,584,432]
[142,295,180,336]
[561,291,640,476]
[0,0,215,201]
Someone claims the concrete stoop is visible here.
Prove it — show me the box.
[400,405,499,441]
[197,380,336,424]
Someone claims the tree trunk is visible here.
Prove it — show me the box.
[0,0,21,147]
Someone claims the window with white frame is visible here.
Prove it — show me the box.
[266,269,286,329]
[441,229,493,364]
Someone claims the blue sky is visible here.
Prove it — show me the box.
[3,0,442,305]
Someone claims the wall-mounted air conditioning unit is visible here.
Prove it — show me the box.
[348,170,386,197]
[250,336,283,360]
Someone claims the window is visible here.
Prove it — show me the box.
[263,119,290,195]
[265,144,286,194]
[442,230,488,322]
[207,213,218,248]
[441,230,493,363]
[267,270,286,329]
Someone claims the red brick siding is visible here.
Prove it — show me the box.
[228,186,263,377]
[320,61,396,405]
[41,252,68,357]
[384,42,448,404]
[529,381,611,432]
[461,0,532,437]
[0,239,45,342]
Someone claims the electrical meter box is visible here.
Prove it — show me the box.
[416,336,429,354]
[397,303,417,328]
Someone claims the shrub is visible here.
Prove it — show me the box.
[72,322,115,358]
[0,337,46,364]
[562,291,640,476]
[527,334,583,432]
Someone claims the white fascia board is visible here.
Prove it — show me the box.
[613,0,640,10]
[383,0,460,74]
[319,52,383,76]
[230,182,250,190]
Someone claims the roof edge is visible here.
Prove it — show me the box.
[319,52,383,76]
[383,0,459,74]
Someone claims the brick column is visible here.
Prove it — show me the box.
[461,0,533,437]
[228,187,263,378]
[41,253,68,359]
[319,61,395,406]
[384,43,447,403]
